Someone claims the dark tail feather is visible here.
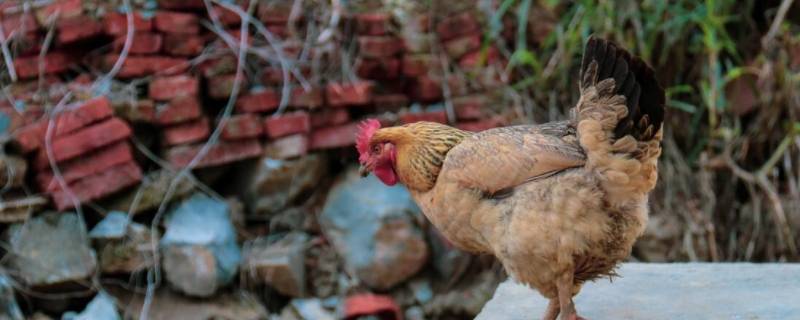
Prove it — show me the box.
[580,36,665,141]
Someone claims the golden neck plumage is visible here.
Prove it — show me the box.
[372,122,471,192]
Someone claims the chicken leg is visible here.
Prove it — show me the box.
[542,299,560,320]
[557,271,585,320]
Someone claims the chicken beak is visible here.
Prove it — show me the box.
[359,164,370,177]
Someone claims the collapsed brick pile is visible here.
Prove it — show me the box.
[0,0,515,319]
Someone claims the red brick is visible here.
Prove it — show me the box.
[12,123,45,153]
[355,57,400,80]
[409,76,443,102]
[154,11,200,34]
[57,15,103,44]
[236,89,280,113]
[2,12,39,35]
[163,118,210,146]
[400,110,447,124]
[221,114,263,140]
[358,36,403,58]
[459,46,501,69]
[290,87,324,108]
[456,117,503,132]
[453,95,486,120]
[266,24,289,38]
[113,32,163,54]
[311,109,349,128]
[443,35,481,59]
[103,12,152,36]
[155,96,202,125]
[402,54,437,77]
[326,81,374,107]
[164,33,205,56]
[210,5,243,26]
[14,52,72,79]
[158,0,205,10]
[12,31,43,56]
[149,75,198,101]
[344,294,402,320]
[265,134,308,159]
[264,112,310,138]
[208,74,246,99]
[12,97,113,152]
[373,94,409,112]
[257,2,292,25]
[309,122,359,150]
[37,141,134,192]
[167,139,263,168]
[51,161,143,211]
[34,118,133,169]
[117,99,157,123]
[104,55,189,78]
[355,13,392,36]
[261,66,311,85]
[436,11,479,41]
[35,0,83,25]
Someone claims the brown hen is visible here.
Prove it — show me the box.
[357,36,665,320]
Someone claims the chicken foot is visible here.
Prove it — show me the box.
[557,271,585,320]
[542,299,560,320]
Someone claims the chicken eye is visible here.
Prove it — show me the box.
[372,144,381,153]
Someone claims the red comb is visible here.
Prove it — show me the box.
[356,118,381,163]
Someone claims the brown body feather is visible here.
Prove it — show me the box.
[364,36,664,319]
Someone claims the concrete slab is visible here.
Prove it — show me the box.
[476,263,800,320]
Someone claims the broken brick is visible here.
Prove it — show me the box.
[400,110,447,124]
[154,11,200,34]
[355,13,393,36]
[2,12,38,35]
[236,89,280,113]
[14,52,72,79]
[11,97,113,153]
[355,57,400,80]
[34,118,132,169]
[115,99,157,123]
[409,75,443,102]
[104,55,189,78]
[289,87,323,108]
[164,34,206,56]
[51,161,143,211]
[163,118,210,146]
[37,141,134,192]
[402,54,438,77]
[210,5,243,26]
[103,12,152,36]
[443,34,481,59]
[155,96,202,126]
[264,112,311,138]
[436,11,479,41]
[167,139,263,168]
[149,75,199,101]
[57,15,103,44]
[311,109,349,128]
[344,294,402,320]
[309,122,359,150]
[358,36,403,58]
[264,134,309,159]
[221,114,263,140]
[198,55,237,78]
[326,82,374,107]
[113,32,163,54]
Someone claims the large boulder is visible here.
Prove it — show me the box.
[236,154,327,218]
[319,168,428,290]
[161,194,241,297]
[89,211,155,274]
[242,232,309,297]
[5,212,97,288]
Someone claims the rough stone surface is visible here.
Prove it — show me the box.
[319,168,428,290]
[61,292,120,320]
[108,287,268,320]
[427,227,472,286]
[103,169,195,214]
[243,232,308,297]
[161,194,241,297]
[238,154,327,218]
[477,263,800,320]
[0,275,24,320]
[89,211,155,274]
[6,212,96,288]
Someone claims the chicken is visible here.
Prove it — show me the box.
[356,36,664,320]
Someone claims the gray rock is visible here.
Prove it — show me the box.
[319,168,428,290]
[0,274,23,320]
[427,227,472,287]
[476,263,800,320]
[61,292,120,320]
[90,211,155,274]
[161,194,241,297]
[5,212,96,288]
[108,287,268,320]
[243,232,309,297]
[237,154,327,218]
[280,299,335,320]
[103,169,195,215]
